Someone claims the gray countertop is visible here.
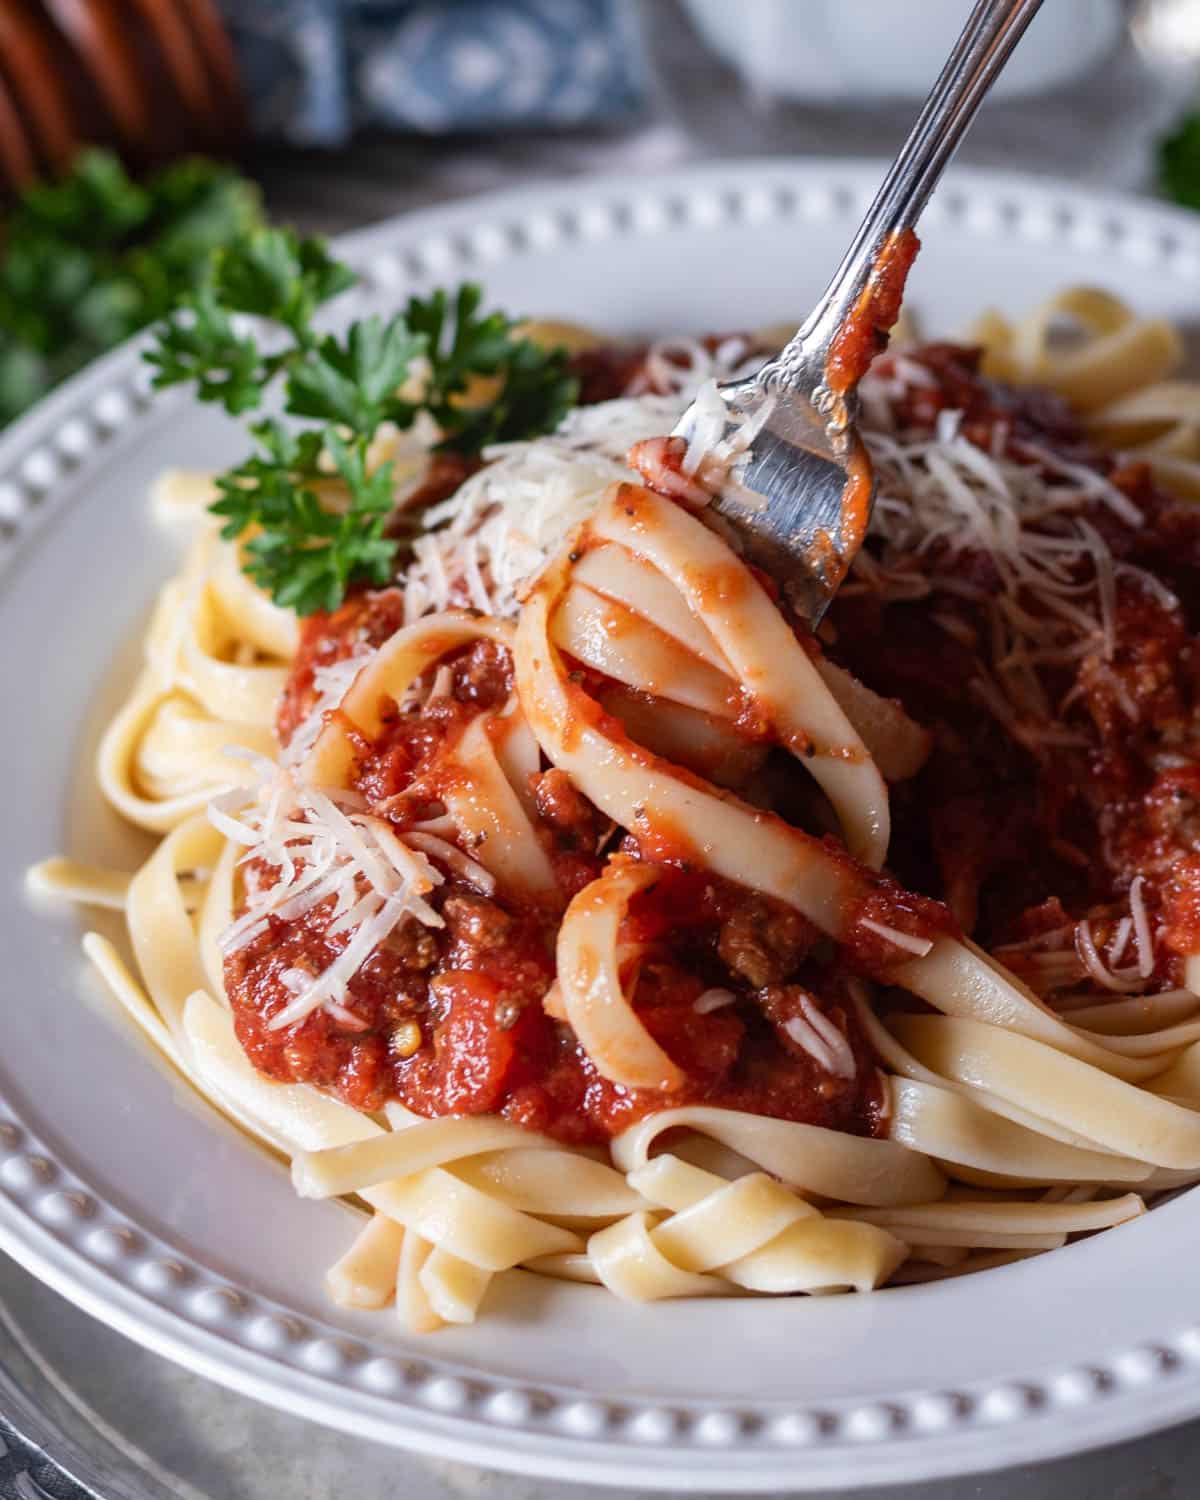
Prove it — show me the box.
[6,3,1200,1495]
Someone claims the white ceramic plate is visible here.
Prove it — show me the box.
[4,160,1200,1493]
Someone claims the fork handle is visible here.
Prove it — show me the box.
[802,0,1046,343]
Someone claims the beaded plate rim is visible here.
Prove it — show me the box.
[2,160,1200,1490]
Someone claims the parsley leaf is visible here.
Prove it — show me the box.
[408,284,513,395]
[443,334,578,452]
[147,236,579,614]
[210,420,325,549]
[145,284,266,414]
[1161,111,1200,211]
[286,315,425,430]
[406,282,579,452]
[211,228,355,339]
[16,149,150,248]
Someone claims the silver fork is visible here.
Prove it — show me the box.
[674,0,1045,625]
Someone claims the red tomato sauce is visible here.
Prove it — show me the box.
[827,343,1200,975]
[226,862,886,1143]
[227,335,1200,1146]
[228,623,888,1141]
[826,229,921,396]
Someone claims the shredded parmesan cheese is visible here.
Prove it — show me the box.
[782,997,857,1080]
[670,377,776,496]
[694,987,737,1014]
[283,653,369,766]
[398,338,769,627]
[209,762,445,1030]
[859,917,935,958]
[849,366,1174,754]
[1075,919,1144,995]
[405,831,497,896]
[400,397,683,623]
[1001,878,1160,1000]
[630,334,763,399]
[1129,875,1155,980]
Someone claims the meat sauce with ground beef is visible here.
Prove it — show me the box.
[826,344,1200,974]
[226,339,1200,1145]
[229,627,885,1142]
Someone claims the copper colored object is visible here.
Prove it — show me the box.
[0,69,38,190]
[0,4,82,172]
[181,0,245,128]
[131,0,224,127]
[42,0,155,150]
[0,0,246,194]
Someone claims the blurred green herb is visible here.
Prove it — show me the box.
[1161,110,1200,211]
[0,149,262,425]
[148,231,578,614]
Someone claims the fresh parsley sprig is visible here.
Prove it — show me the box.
[147,230,578,614]
[285,315,426,432]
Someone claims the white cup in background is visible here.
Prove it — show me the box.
[680,0,1126,103]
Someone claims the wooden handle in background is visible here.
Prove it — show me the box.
[0,0,245,193]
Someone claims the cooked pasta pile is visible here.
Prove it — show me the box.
[31,289,1200,1331]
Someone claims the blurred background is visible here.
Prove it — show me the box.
[5,2,1200,1497]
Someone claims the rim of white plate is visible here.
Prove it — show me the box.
[2,160,1200,1492]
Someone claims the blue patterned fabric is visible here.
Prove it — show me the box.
[216,0,645,144]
